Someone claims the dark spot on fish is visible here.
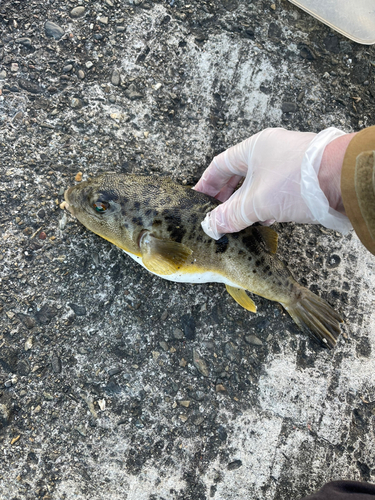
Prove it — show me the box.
[264,265,270,273]
[163,212,186,243]
[145,209,152,216]
[242,235,261,256]
[153,219,162,227]
[232,233,239,239]
[278,281,282,286]
[268,271,273,276]
[134,201,141,210]
[98,189,119,202]
[153,210,159,216]
[120,198,128,208]
[215,235,229,254]
[123,222,129,229]
[189,213,198,225]
[238,250,245,255]
[132,217,144,226]
[196,235,203,242]
[248,257,252,261]
[253,270,257,273]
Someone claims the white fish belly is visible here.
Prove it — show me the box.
[123,250,243,288]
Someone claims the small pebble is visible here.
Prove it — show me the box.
[178,400,190,408]
[193,349,209,377]
[68,303,87,316]
[39,231,47,240]
[63,64,73,73]
[111,69,121,86]
[78,70,85,79]
[75,171,83,182]
[159,341,169,351]
[10,63,19,73]
[24,337,33,351]
[227,460,243,471]
[216,384,226,393]
[217,426,227,441]
[173,328,184,340]
[282,101,297,113]
[160,310,168,321]
[16,37,32,47]
[70,6,86,18]
[98,16,109,25]
[10,435,20,445]
[224,342,238,362]
[108,367,121,377]
[44,20,65,40]
[193,415,204,426]
[71,98,83,109]
[0,70,6,79]
[85,61,94,69]
[245,335,263,346]
[51,356,62,373]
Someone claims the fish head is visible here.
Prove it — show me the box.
[64,173,138,251]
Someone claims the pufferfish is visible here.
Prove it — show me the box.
[63,172,343,349]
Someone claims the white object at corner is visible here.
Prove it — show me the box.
[288,0,375,45]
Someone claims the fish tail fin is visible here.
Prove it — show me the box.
[285,287,343,349]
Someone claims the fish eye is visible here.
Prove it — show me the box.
[93,201,110,213]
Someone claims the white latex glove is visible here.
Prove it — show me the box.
[194,127,353,239]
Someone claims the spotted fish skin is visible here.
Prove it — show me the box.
[64,173,342,348]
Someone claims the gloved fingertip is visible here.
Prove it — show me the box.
[260,219,276,227]
[201,213,225,240]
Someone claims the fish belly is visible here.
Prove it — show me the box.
[123,250,241,287]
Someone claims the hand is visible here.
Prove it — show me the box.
[194,127,352,239]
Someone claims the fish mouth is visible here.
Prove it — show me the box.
[61,187,75,216]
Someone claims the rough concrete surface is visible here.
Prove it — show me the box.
[0,1,375,499]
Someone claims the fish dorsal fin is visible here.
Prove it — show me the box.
[256,226,278,254]
[225,285,257,313]
[139,231,193,275]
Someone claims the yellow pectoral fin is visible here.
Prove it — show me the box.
[140,232,193,275]
[225,285,257,313]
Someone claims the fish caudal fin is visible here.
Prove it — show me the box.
[285,288,343,349]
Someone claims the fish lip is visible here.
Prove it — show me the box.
[63,187,75,216]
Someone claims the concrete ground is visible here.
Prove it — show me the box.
[0,1,374,499]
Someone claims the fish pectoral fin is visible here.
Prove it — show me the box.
[257,226,278,254]
[140,232,193,275]
[225,285,257,313]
